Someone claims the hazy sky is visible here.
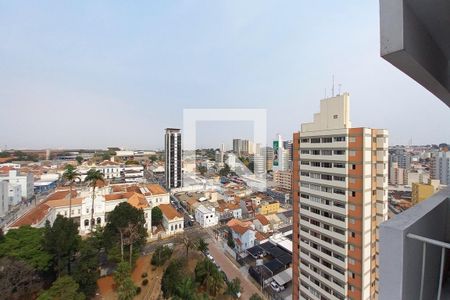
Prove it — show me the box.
[1,1,449,150]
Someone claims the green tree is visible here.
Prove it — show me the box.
[197,165,207,176]
[113,261,136,300]
[196,237,208,253]
[151,206,163,226]
[149,155,157,163]
[182,234,194,259]
[161,259,185,299]
[195,259,224,296]
[0,151,10,158]
[62,164,81,219]
[125,160,139,165]
[175,277,196,300]
[0,226,52,271]
[84,169,105,231]
[151,245,173,266]
[227,232,235,249]
[37,275,85,300]
[0,257,42,299]
[104,202,147,263]
[72,237,100,297]
[249,293,263,300]
[43,216,80,276]
[219,164,230,176]
[224,278,241,299]
[75,156,83,165]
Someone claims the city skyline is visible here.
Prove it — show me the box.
[1,1,449,150]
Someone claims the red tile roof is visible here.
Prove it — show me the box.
[255,214,270,226]
[159,204,183,220]
[10,203,51,227]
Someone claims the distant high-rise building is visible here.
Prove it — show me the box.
[431,150,450,185]
[233,139,242,156]
[273,135,290,172]
[165,128,182,189]
[251,153,265,176]
[261,146,274,172]
[292,93,389,300]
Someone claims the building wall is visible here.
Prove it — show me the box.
[412,183,436,205]
[0,181,8,217]
[292,94,388,300]
[274,170,292,191]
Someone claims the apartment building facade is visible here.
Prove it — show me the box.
[292,93,388,300]
[274,170,292,191]
[165,128,182,189]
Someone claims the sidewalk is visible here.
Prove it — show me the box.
[208,238,265,300]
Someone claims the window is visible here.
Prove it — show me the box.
[311,161,321,167]
[311,138,321,144]
[321,174,332,181]
[334,150,345,155]
[334,176,345,181]
[312,150,320,155]
[333,114,338,119]
[351,231,356,238]
[334,136,346,142]
[300,171,310,177]
[334,188,345,195]
[334,162,345,168]
[84,219,89,227]
[301,161,310,165]
[322,137,332,143]
[97,217,101,224]
[301,149,309,154]
[349,204,356,211]
[322,150,332,155]
[349,150,356,156]
[351,191,356,197]
[301,138,309,143]
[322,162,332,168]
[349,258,356,265]
[349,137,356,142]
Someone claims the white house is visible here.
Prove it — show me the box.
[253,214,271,233]
[195,204,219,228]
[140,184,170,206]
[229,224,256,253]
[9,186,152,237]
[8,183,22,206]
[159,204,184,235]
[0,170,34,200]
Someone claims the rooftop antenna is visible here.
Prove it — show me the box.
[331,74,335,97]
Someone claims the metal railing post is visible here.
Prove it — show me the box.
[437,247,446,300]
[419,242,427,300]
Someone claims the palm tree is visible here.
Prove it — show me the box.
[62,164,81,219]
[197,238,208,253]
[84,168,105,232]
[175,277,196,300]
[195,259,223,296]
[224,278,241,299]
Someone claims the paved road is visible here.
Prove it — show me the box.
[207,237,266,300]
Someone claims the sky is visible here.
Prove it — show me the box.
[0,1,449,150]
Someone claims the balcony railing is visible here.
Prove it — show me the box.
[379,188,450,300]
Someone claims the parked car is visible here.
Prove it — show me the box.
[270,281,284,292]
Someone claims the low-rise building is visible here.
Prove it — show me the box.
[412,182,438,205]
[273,170,292,191]
[139,184,170,206]
[195,204,219,228]
[159,204,184,235]
[259,199,280,215]
[0,181,8,217]
[253,214,271,233]
[229,223,256,254]
[0,170,34,200]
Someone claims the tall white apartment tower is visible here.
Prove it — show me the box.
[165,128,182,189]
[292,93,389,300]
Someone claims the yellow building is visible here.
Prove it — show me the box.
[259,200,280,215]
[412,183,436,205]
